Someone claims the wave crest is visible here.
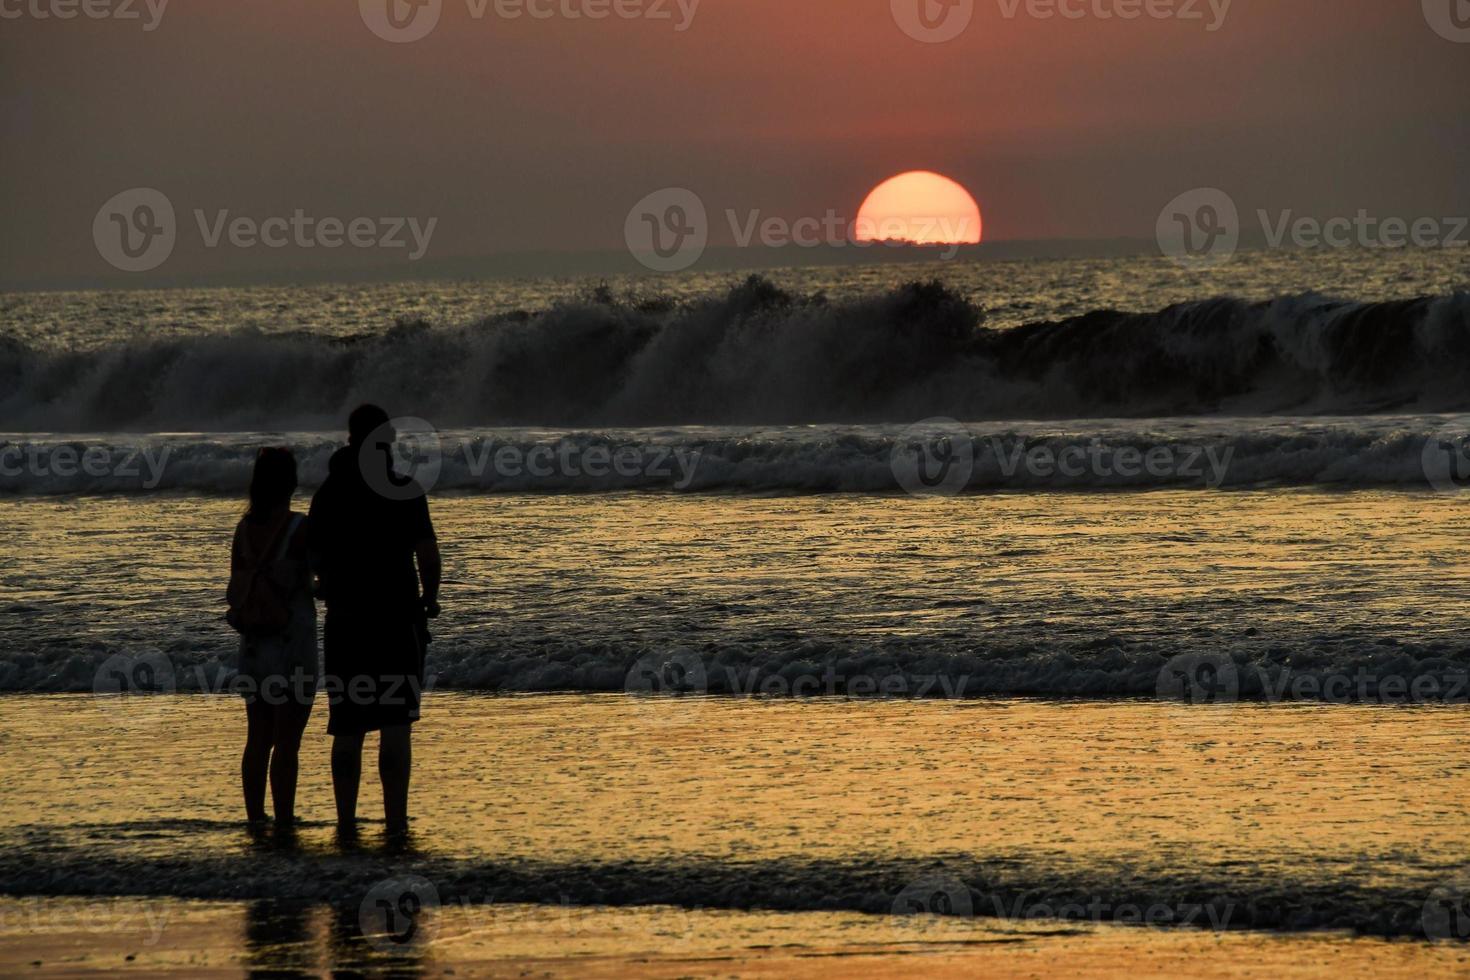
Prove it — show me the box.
[3,279,1468,430]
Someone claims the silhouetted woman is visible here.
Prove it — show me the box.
[227,448,318,825]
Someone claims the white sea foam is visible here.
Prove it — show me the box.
[5,630,1467,702]
[2,416,1468,495]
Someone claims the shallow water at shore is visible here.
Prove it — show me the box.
[4,489,1470,699]
[2,694,1467,941]
[4,473,1469,972]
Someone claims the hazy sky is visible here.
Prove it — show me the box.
[1,0,1466,287]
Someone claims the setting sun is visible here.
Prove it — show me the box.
[853,170,983,246]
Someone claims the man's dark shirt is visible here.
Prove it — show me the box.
[309,445,434,617]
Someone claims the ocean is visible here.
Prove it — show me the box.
[2,247,1469,972]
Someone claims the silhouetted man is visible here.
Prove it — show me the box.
[309,404,441,838]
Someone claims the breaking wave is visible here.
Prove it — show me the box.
[3,278,1468,431]
[7,628,1469,701]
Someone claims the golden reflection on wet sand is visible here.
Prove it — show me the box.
[1,895,1467,978]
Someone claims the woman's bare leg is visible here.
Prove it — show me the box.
[242,699,274,823]
[268,700,313,824]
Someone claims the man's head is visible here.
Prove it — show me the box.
[348,404,392,448]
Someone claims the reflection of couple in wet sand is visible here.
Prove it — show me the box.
[243,898,431,978]
[226,404,441,838]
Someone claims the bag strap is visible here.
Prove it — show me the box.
[275,514,304,561]
[241,512,293,566]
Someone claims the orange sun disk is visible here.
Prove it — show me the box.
[853,171,983,246]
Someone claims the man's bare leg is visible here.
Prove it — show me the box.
[331,732,365,829]
[379,724,412,834]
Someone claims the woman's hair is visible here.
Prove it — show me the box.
[246,447,298,519]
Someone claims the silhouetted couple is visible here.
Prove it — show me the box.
[227,405,441,839]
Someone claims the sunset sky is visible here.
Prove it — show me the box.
[1,0,1466,286]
